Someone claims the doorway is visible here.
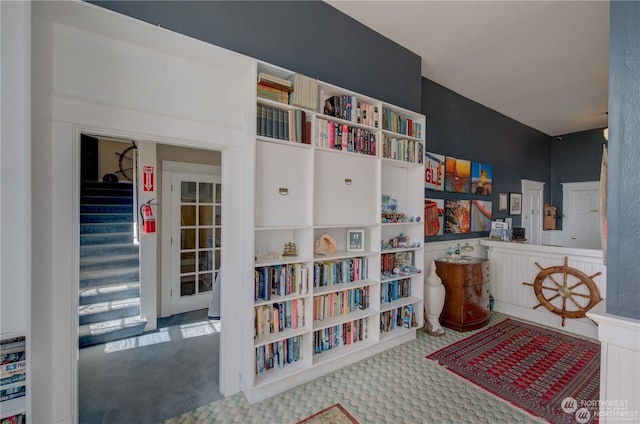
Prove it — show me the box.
[521,180,544,244]
[562,181,601,249]
[162,163,222,316]
[78,138,224,422]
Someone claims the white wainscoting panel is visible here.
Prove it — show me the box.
[481,240,606,339]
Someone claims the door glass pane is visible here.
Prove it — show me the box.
[199,182,213,203]
[181,252,196,273]
[199,251,213,272]
[181,275,196,296]
[199,205,213,226]
[199,228,213,249]
[181,182,197,203]
[198,273,213,293]
[214,228,221,248]
[215,183,222,203]
[214,249,220,267]
[181,205,196,226]
[181,229,195,250]
[215,205,222,226]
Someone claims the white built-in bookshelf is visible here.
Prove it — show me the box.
[249,61,425,403]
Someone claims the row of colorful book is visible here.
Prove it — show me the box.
[254,263,308,302]
[380,305,414,332]
[381,135,424,164]
[314,118,377,156]
[381,278,411,304]
[313,318,369,354]
[313,287,370,321]
[255,299,305,338]
[313,257,368,288]
[382,107,423,138]
[255,335,302,375]
[381,251,414,274]
[322,95,379,128]
[256,104,310,144]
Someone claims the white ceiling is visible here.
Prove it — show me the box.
[325,0,609,136]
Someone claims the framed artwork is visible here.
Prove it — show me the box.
[471,162,493,195]
[425,152,445,191]
[424,198,444,236]
[444,156,471,193]
[347,229,365,252]
[509,193,522,215]
[444,199,470,234]
[499,193,508,211]
[470,200,492,231]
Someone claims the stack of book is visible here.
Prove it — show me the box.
[257,73,293,104]
[288,73,318,111]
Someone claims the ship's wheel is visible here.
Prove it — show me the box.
[523,256,602,326]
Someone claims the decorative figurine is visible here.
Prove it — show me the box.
[282,242,298,257]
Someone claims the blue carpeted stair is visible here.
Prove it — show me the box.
[79,181,146,348]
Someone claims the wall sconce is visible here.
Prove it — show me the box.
[603,128,608,141]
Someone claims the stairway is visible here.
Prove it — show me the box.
[79,181,147,348]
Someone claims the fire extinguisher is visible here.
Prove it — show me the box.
[140,200,156,234]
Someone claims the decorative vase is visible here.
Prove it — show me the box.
[424,260,446,336]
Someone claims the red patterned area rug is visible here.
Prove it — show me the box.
[297,403,360,424]
[427,318,600,424]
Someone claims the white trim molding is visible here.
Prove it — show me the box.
[587,303,640,423]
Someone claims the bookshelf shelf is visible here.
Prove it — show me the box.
[248,60,425,403]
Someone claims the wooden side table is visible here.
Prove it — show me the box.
[435,258,491,331]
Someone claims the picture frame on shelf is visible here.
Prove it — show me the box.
[499,193,508,211]
[346,229,365,252]
[509,192,522,215]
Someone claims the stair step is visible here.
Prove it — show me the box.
[80,254,139,272]
[79,297,141,325]
[80,222,133,234]
[80,232,134,246]
[81,187,133,197]
[80,212,134,224]
[80,267,139,288]
[80,243,139,257]
[81,195,134,205]
[81,204,133,214]
[81,181,134,190]
[79,283,140,305]
[79,317,147,348]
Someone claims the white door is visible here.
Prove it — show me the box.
[522,180,544,244]
[170,172,221,314]
[567,188,601,249]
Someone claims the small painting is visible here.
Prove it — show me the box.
[425,152,445,191]
[471,163,493,195]
[499,193,508,211]
[444,199,470,234]
[424,198,444,236]
[346,229,365,252]
[445,156,471,193]
[509,193,522,216]
[470,200,493,232]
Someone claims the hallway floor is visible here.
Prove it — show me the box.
[163,312,549,424]
[79,309,221,423]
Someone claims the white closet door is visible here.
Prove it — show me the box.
[314,150,379,226]
[255,142,312,227]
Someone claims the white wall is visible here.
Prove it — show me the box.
[31,2,256,422]
[1,0,31,419]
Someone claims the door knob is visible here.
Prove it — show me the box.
[571,236,577,240]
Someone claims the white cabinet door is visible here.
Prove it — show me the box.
[255,142,312,227]
[314,151,379,226]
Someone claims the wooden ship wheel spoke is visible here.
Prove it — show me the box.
[523,256,603,326]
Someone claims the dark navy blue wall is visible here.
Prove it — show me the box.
[422,79,550,241]
[549,128,608,230]
[90,0,421,112]
[607,1,640,320]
